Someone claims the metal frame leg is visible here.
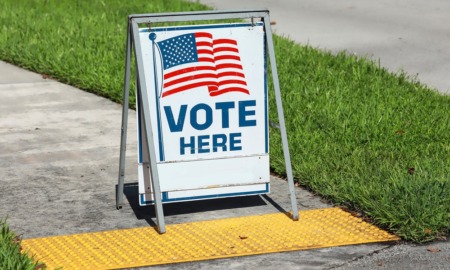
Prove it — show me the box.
[116,21,132,210]
[263,15,299,221]
[131,20,166,233]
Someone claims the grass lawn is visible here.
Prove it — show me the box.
[0,0,449,245]
[0,218,45,269]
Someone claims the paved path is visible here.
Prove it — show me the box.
[199,0,450,95]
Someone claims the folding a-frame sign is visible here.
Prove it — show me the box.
[116,10,299,234]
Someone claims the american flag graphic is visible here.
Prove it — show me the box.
[156,32,250,98]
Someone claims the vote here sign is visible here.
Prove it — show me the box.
[136,23,269,204]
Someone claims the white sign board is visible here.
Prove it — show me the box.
[136,23,269,205]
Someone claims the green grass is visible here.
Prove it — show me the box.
[269,38,450,242]
[0,0,449,243]
[0,0,210,104]
[0,218,45,270]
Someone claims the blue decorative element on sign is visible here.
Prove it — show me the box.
[137,98,143,163]
[157,33,198,70]
[140,194,146,205]
[264,34,268,154]
[149,32,157,41]
[150,33,165,162]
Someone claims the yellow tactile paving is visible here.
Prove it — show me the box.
[22,208,399,269]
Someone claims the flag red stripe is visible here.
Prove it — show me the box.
[164,66,216,80]
[218,79,248,86]
[209,87,250,96]
[163,73,218,88]
[217,71,245,78]
[196,41,212,47]
[215,55,241,61]
[216,63,243,70]
[162,81,218,97]
[213,47,239,53]
[198,57,214,63]
[195,32,213,38]
[213,39,237,46]
[197,49,213,55]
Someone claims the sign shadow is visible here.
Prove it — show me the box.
[119,182,289,227]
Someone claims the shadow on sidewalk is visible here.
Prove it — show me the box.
[118,183,288,227]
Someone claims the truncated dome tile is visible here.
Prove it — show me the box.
[22,208,399,269]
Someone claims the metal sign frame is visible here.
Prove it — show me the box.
[116,9,299,234]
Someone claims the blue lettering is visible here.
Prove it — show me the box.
[212,134,227,152]
[215,102,235,128]
[239,100,257,127]
[229,133,242,151]
[190,103,213,130]
[180,136,195,155]
[197,135,210,153]
[179,133,243,155]
[166,100,257,132]
[164,105,187,132]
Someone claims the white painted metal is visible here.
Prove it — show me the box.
[117,10,299,233]
[131,21,166,233]
[139,155,269,193]
[135,22,269,204]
